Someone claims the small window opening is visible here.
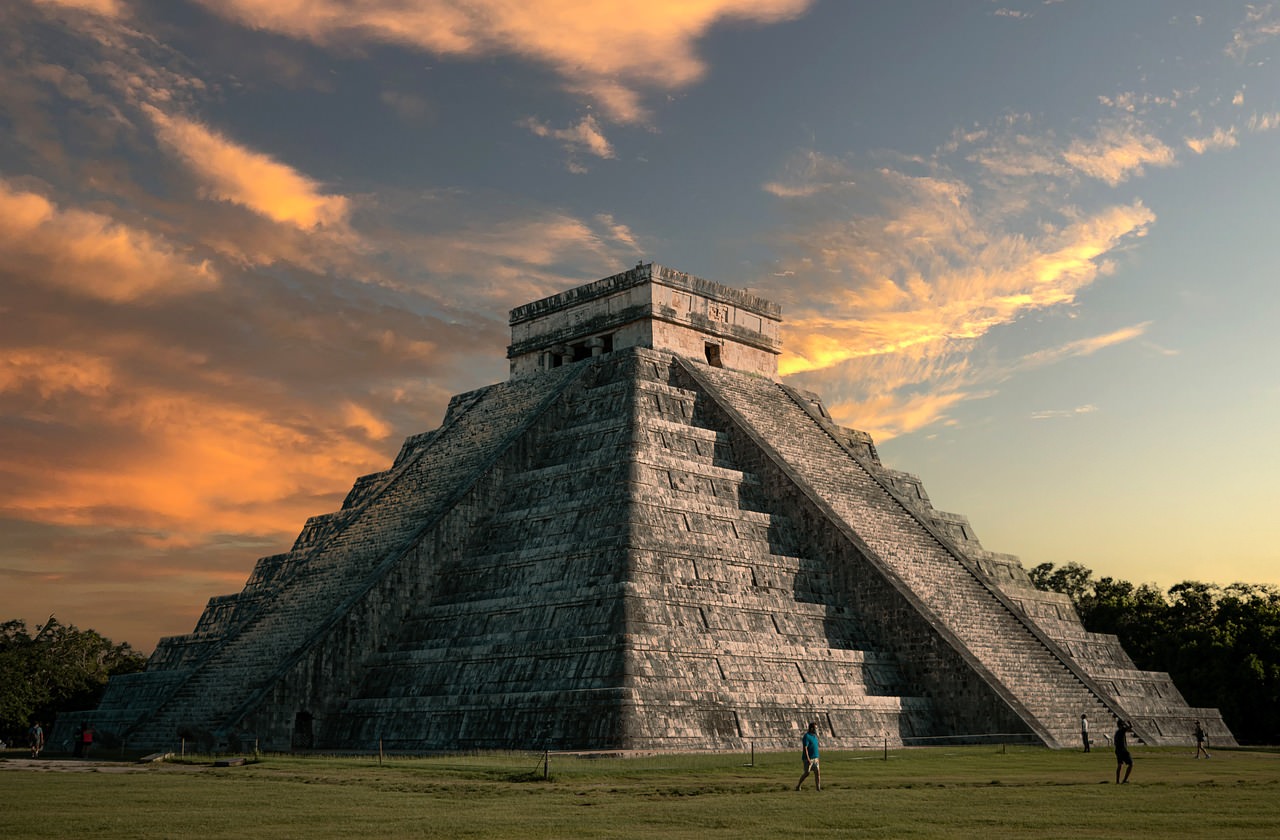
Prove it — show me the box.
[705,342,723,368]
[572,341,592,362]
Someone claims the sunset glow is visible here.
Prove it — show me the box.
[3,0,1279,650]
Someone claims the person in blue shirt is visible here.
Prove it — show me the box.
[28,721,44,758]
[795,722,821,791]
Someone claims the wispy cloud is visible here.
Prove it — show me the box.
[194,0,815,123]
[1227,3,1280,60]
[520,114,616,172]
[1249,111,1280,132]
[1062,123,1177,185]
[961,115,1178,188]
[384,199,646,306]
[1185,126,1239,154]
[1013,323,1153,373]
[1030,404,1098,420]
[146,107,352,232]
[380,90,434,123]
[763,150,856,198]
[33,0,125,16]
[761,111,1162,440]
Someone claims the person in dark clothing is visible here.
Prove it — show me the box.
[28,721,44,758]
[1114,720,1134,784]
[1193,720,1210,758]
[1080,714,1090,752]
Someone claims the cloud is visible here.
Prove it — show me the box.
[521,114,616,170]
[0,177,218,302]
[1062,123,1176,185]
[0,346,391,540]
[1185,126,1239,154]
[1249,111,1280,132]
[962,115,1178,188]
[360,187,646,309]
[145,106,352,231]
[768,165,1155,380]
[1013,323,1153,373]
[193,0,815,123]
[380,90,433,122]
[1030,404,1098,420]
[33,0,125,16]
[763,150,856,198]
[1227,4,1280,60]
[827,388,972,440]
[761,122,1159,440]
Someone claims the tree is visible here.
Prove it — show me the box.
[0,617,146,743]
[1028,561,1093,604]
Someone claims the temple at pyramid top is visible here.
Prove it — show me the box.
[508,262,782,380]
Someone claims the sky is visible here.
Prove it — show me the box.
[3,0,1279,653]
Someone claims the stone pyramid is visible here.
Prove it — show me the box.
[68,263,1233,753]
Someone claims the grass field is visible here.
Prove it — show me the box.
[3,745,1279,838]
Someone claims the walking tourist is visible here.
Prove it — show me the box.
[1114,720,1134,784]
[796,722,821,791]
[28,721,44,758]
[1193,720,1210,758]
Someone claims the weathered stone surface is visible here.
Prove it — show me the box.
[63,263,1232,752]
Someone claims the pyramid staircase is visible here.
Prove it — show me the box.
[327,349,935,749]
[678,358,1132,748]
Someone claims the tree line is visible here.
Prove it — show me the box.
[0,617,146,746]
[1029,562,1280,745]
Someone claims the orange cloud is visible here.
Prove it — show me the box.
[1013,323,1153,373]
[763,136,1159,439]
[0,349,114,401]
[0,347,390,543]
[340,400,394,441]
[195,0,814,122]
[1063,124,1176,185]
[826,388,971,442]
[774,184,1155,378]
[33,0,125,16]
[962,115,1178,187]
[146,107,351,231]
[0,178,218,302]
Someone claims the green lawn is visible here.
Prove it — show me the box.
[3,746,1278,838]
